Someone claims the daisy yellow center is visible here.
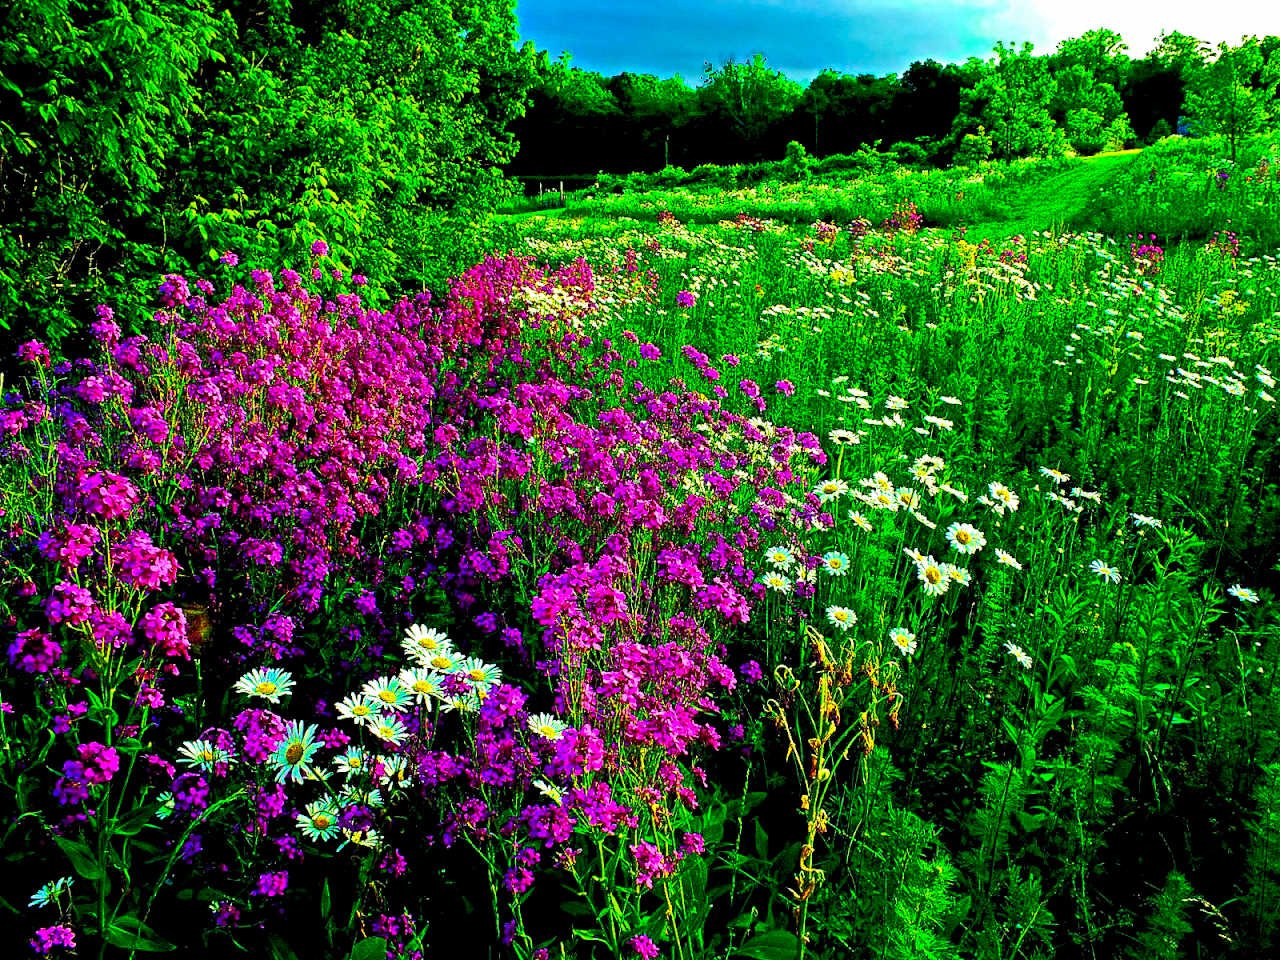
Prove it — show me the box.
[348,757,362,768]
[353,704,371,716]
[468,668,486,682]
[378,690,398,703]
[430,656,453,670]
[538,724,559,738]
[923,566,942,585]
[955,530,971,544]
[834,611,849,622]
[828,558,843,569]
[255,681,277,695]
[313,815,331,829]
[200,749,215,762]
[413,681,433,694]
[822,483,839,493]
[285,742,305,765]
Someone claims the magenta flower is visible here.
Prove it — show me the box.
[75,742,120,784]
[29,924,76,955]
[7,628,62,674]
[630,934,660,959]
[675,290,696,309]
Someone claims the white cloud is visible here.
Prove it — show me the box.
[984,0,1280,54]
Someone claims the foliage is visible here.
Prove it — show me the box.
[1184,37,1280,161]
[0,0,533,353]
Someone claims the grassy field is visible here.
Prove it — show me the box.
[2,133,1279,960]
[482,133,1280,957]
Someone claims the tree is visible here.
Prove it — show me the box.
[1184,37,1277,162]
[963,42,1062,160]
[698,54,802,157]
[0,0,535,350]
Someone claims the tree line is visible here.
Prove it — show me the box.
[510,30,1280,176]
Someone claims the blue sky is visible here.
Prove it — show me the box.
[514,1,1280,83]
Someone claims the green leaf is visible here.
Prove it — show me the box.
[103,915,176,952]
[268,933,300,960]
[54,836,104,880]
[112,802,161,837]
[734,929,801,959]
[350,936,388,960]
[320,878,331,921]
[753,820,769,861]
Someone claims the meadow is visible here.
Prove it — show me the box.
[2,135,1279,960]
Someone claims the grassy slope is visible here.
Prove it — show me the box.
[955,150,1140,240]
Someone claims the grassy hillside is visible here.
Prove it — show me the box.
[501,134,1280,253]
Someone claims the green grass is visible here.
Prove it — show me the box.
[491,139,1280,957]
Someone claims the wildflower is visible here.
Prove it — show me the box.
[826,606,857,631]
[1004,642,1033,669]
[916,557,949,597]
[336,694,380,727]
[987,482,1020,513]
[1039,466,1070,485]
[528,713,568,740]
[940,395,962,405]
[533,779,563,804]
[675,290,696,308]
[402,625,452,664]
[297,800,342,842]
[911,510,938,530]
[923,415,954,431]
[886,395,909,410]
[813,478,849,503]
[369,715,409,745]
[1089,559,1122,584]
[764,545,795,568]
[453,657,502,691]
[1130,513,1162,528]
[426,650,463,673]
[233,667,295,705]
[943,564,972,587]
[398,667,445,704]
[270,721,322,783]
[761,572,792,594]
[945,522,986,555]
[903,546,927,563]
[775,379,796,396]
[630,934,661,959]
[177,740,234,771]
[895,487,922,510]
[1228,584,1261,604]
[829,428,860,445]
[1071,487,1103,505]
[913,455,945,476]
[869,489,900,511]
[29,925,76,955]
[995,549,1023,571]
[848,511,873,532]
[334,748,368,776]
[821,551,851,576]
[889,627,917,656]
[28,877,72,910]
[361,676,413,713]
